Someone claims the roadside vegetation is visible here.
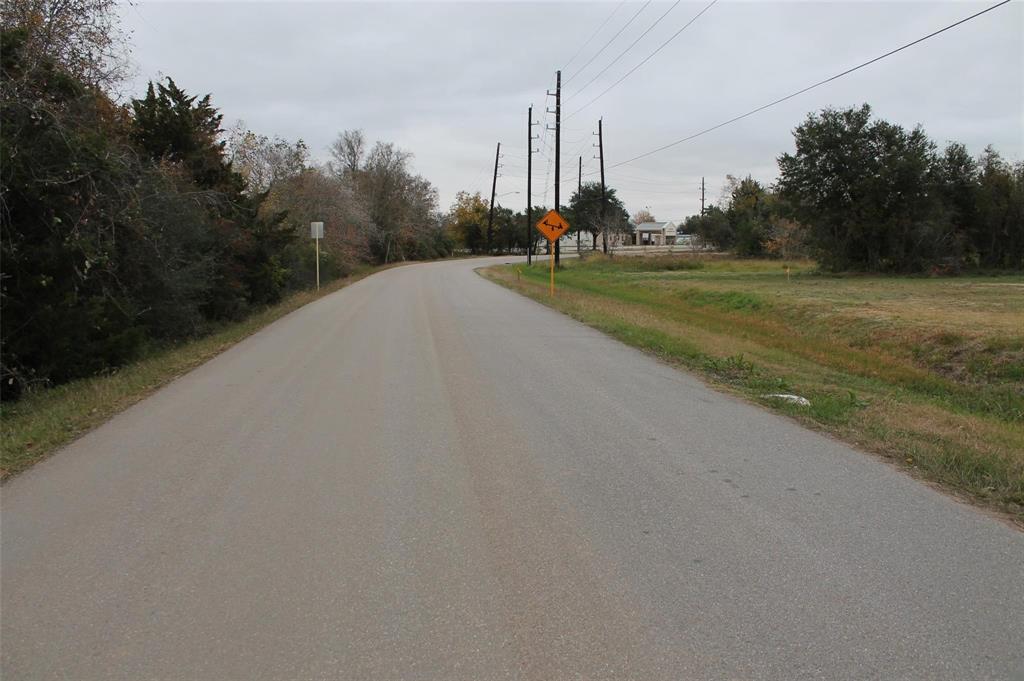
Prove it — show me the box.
[480,102,1022,519]
[3,0,466,476]
[485,255,1024,519]
[446,181,631,256]
[2,1,453,404]
[682,105,1023,273]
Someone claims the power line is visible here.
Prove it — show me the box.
[609,170,686,184]
[542,102,554,206]
[568,0,683,100]
[610,175,689,188]
[569,0,718,119]
[608,0,1012,170]
[564,1,652,86]
[614,187,689,195]
[563,134,593,170]
[561,0,627,71]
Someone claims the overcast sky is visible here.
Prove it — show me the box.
[121,0,1022,221]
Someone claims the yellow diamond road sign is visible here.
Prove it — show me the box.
[535,210,570,242]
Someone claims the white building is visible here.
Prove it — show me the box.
[555,229,635,251]
[632,221,678,246]
[548,221,687,251]
[556,230,600,251]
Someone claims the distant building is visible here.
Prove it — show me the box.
[551,222,690,251]
[556,228,635,250]
[556,230,599,251]
[632,221,678,246]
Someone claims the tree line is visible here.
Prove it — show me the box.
[446,182,631,255]
[683,104,1023,272]
[1,1,449,398]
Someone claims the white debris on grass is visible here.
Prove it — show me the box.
[763,394,811,407]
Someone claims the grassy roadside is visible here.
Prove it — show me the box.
[483,255,1024,522]
[1,266,387,480]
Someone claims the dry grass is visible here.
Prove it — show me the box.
[484,254,1024,521]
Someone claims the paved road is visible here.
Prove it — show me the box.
[3,257,1022,680]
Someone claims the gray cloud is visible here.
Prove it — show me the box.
[122,0,1023,222]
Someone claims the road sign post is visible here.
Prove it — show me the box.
[310,222,324,290]
[534,210,569,296]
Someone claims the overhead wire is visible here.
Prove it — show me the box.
[608,171,688,185]
[541,92,555,205]
[606,0,1013,170]
[564,133,595,169]
[568,0,719,119]
[613,186,689,195]
[561,0,628,71]
[568,0,684,101]
[563,0,653,85]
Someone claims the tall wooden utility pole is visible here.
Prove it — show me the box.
[487,142,500,253]
[577,155,582,254]
[527,106,537,265]
[701,176,706,215]
[598,118,607,254]
[548,71,561,266]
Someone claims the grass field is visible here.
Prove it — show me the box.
[483,255,1024,520]
[0,265,387,480]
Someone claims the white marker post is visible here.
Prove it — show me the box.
[310,221,324,290]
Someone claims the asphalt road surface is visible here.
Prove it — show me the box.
[3,257,1022,680]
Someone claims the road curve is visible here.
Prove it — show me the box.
[3,256,1022,680]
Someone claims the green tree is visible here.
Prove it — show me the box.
[934,142,979,265]
[490,205,521,254]
[447,191,488,253]
[131,78,240,193]
[726,175,773,256]
[130,78,294,312]
[1,27,146,395]
[684,205,731,249]
[566,182,628,250]
[974,146,1023,269]
[777,104,946,272]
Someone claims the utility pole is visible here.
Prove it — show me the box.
[700,176,706,215]
[487,142,500,253]
[527,106,538,265]
[577,155,582,254]
[598,118,607,254]
[547,71,561,266]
